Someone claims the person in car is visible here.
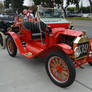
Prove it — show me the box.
[23,9,34,22]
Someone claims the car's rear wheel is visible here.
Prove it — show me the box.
[46,51,76,88]
[0,32,6,49]
[6,35,17,57]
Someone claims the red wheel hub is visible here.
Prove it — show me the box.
[56,65,62,73]
[48,56,69,83]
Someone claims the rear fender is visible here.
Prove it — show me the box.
[7,32,25,54]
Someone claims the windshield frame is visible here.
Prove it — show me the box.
[38,6,64,18]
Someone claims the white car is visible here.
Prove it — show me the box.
[82,13,90,18]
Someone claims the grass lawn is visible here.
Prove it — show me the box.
[66,17,92,21]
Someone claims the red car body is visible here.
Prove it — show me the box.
[6,6,92,88]
[7,25,92,67]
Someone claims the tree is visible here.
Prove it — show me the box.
[55,0,80,17]
[88,0,92,17]
[11,0,24,13]
[0,3,4,12]
[4,0,11,8]
[33,0,54,8]
[33,0,80,17]
[0,3,4,9]
[4,0,24,13]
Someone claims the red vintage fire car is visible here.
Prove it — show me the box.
[6,6,92,88]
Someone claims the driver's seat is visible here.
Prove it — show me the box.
[22,21,46,39]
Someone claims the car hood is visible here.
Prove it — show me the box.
[52,28,83,37]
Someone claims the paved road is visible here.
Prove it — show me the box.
[71,20,92,38]
[0,20,92,92]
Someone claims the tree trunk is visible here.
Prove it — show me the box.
[63,8,67,17]
[61,4,68,17]
[91,5,92,17]
[60,0,65,17]
[88,0,92,17]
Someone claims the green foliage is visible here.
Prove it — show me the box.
[4,0,11,8]
[55,0,80,17]
[33,0,41,5]
[4,0,24,13]
[0,3,4,8]
[67,7,77,12]
[33,0,80,17]
[55,0,80,8]
[33,0,54,7]
[11,0,24,13]
[67,6,90,13]
[79,6,90,13]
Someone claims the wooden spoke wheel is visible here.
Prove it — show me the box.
[48,56,69,83]
[46,51,76,88]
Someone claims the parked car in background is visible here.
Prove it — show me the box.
[66,11,82,17]
[0,13,16,48]
[82,13,91,18]
[0,13,16,23]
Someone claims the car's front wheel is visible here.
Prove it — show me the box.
[46,51,76,88]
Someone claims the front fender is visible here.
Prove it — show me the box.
[56,43,73,55]
[7,32,25,54]
[35,43,73,58]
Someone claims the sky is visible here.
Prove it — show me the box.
[0,0,90,7]
[80,0,90,6]
[64,0,90,7]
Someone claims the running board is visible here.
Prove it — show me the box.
[22,52,33,58]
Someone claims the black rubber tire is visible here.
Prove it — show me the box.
[46,51,76,88]
[0,32,6,49]
[6,35,17,57]
[88,62,92,66]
